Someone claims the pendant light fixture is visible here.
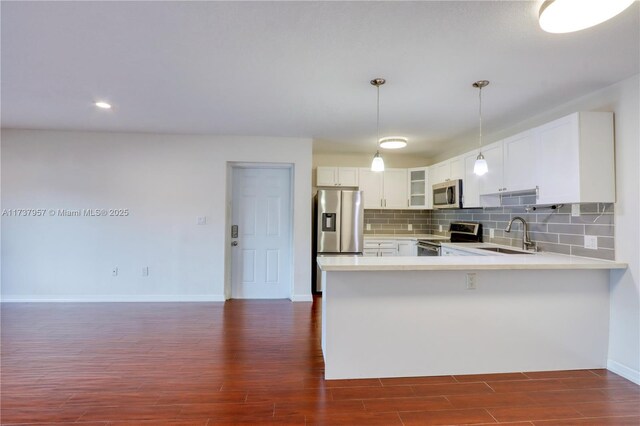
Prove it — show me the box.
[473,80,489,177]
[539,0,635,34]
[370,78,386,172]
[379,136,408,149]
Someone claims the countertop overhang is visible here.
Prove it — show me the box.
[317,251,627,271]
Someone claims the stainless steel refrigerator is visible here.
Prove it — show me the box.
[314,189,363,292]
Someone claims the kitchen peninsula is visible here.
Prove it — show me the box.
[317,252,627,380]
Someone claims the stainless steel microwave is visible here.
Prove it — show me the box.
[432,179,463,209]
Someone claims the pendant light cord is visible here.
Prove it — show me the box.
[376,85,380,150]
[478,85,483,149]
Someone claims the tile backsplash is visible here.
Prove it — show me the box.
[364,191,615,260]
[364,209,431,235]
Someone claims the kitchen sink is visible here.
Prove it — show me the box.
[477,247,535,255]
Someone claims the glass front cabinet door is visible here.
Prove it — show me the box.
[408,167,430,209]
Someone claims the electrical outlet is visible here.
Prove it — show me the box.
[571,204,581,217]
[112,267,118,277]
[366,223,371,231]
[408,224,413,231]
[439,225,443,232]
[584,235,598,250]
[142,266,149,277]
[466,273,477,290]
[197,216,207,225]
[489,228,495,239]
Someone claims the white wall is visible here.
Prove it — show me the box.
[1,130,313,302]
[437,74,640,383]
[313,152,431,169]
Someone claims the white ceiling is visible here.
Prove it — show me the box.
[2,1,638,157]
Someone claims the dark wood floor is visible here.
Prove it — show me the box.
[1,299,638,425]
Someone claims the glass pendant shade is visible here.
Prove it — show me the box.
[474,153,488,176]
[371,151,385,172]
[539,0,635,33]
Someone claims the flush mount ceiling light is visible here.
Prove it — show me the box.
[539,0,635,33]
[370,78,386,172]
[379,136,408,150]
[473,80,490,177]
[94,101,112,109]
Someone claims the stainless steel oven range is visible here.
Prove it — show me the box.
[417,221,483,256]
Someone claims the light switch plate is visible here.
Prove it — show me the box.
[366,223,371,231]
[439,225,443,232]
[408,224,413,231]
[197,216,207,225]
[584,235,598,250]
[489,228,495,239]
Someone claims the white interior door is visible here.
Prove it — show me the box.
[231,167,291,299]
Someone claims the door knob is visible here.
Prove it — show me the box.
[231,241,238,246]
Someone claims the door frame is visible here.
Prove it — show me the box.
[224,162,295,300]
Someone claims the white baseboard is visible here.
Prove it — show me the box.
[0,294,226,302]
[290,294,313,302]
[607,359,640,385]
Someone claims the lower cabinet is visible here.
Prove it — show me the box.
[364,239,418,256]
[364,240,397,257]
[397,240,418,256]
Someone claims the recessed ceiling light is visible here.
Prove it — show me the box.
[379,137,408,149]
[94,101,112,109]
[539,0,635,34]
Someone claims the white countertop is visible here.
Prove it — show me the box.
[364,234,448,240]
[317,247,627,271]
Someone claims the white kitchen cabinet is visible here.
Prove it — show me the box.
[477,131,537,196]
[462,152,481,208]
[502,130,537,193]
[428,161,451,186]
[364,240,398,256]
[316,167,359,187]
[384,169,409,209]
[358,169,384,209]
[407,167,429,209]
[358,168,408,209]
[397,240,418,256]
[449,156,464,180]
[535,112,614,204]
[477,140,504,195]
[429,157,463,186]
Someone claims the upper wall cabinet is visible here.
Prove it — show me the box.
[407,167,430,209]
[502,130,537,193]
[429,156,463,186]
[535,112,614,204]
[477,140,505,196]
[462,152,481,208]
[474,111,614,204]
[359,168,408,209]
[477,130,538,196]
[428,161,450,185]
[316,167,359,187]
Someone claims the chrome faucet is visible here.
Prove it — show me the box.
[505,216,536,251]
